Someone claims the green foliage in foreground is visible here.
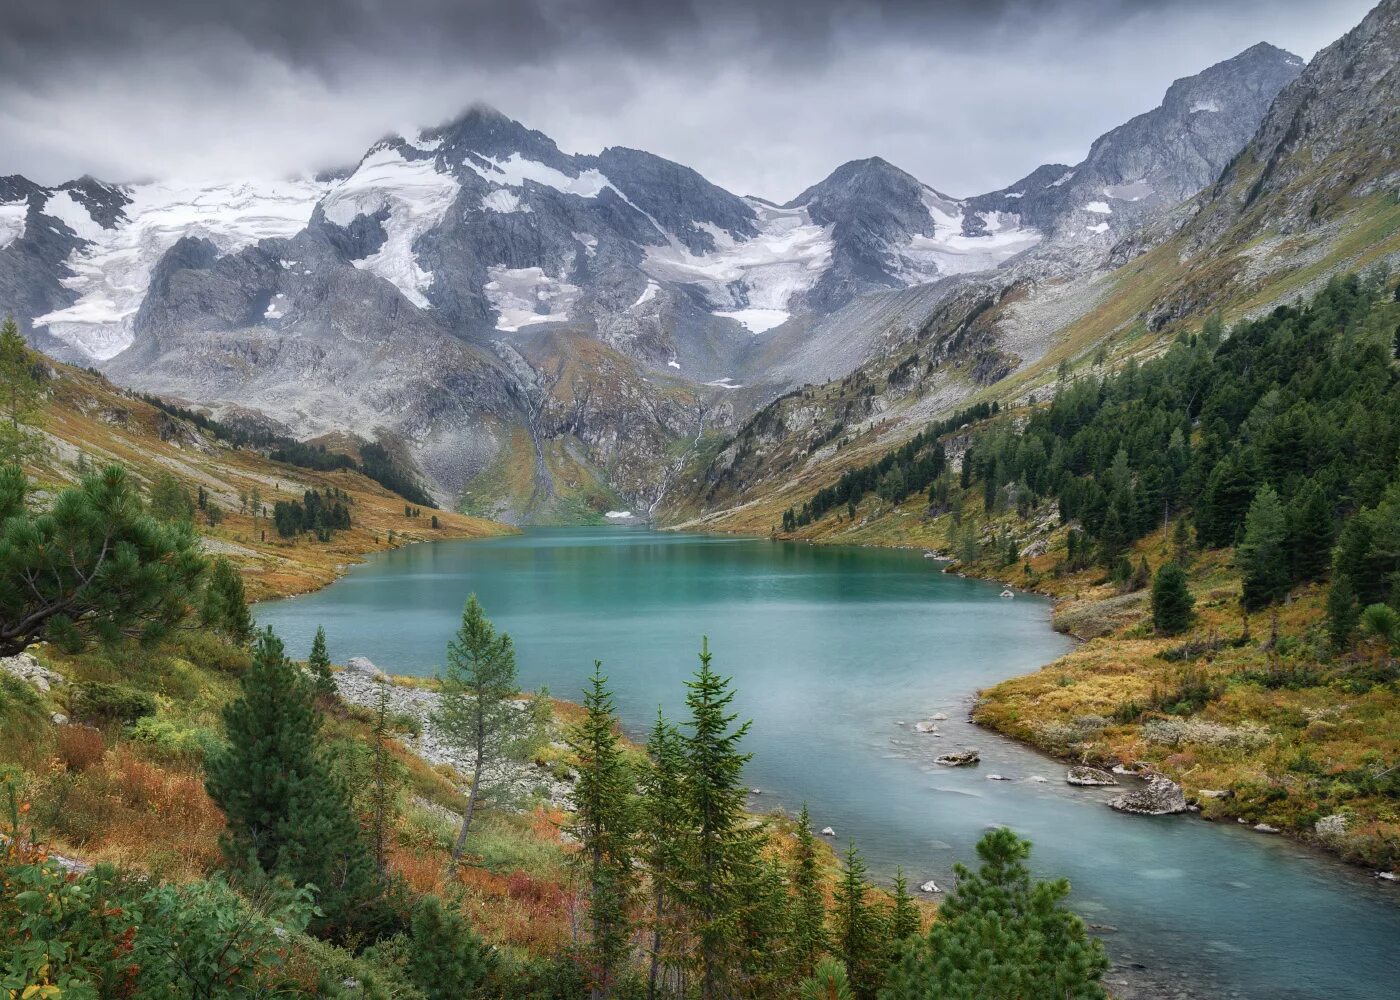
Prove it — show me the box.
[881,828,1108,1000]
[0,464,206,657]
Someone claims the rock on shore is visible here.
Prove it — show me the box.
[1109,776,1191,816]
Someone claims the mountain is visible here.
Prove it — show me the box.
[0,42,1303,521]
[666,4,1397,533]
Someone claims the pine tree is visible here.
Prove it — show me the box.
[406,894,494,999]
[205,628,388,943]
[790,804,829,978]
[200,556,253,645]
[800,957,854,1000]
[433,595,536,875]
[678,637,755,1000]
[0,316,44,465]
[567,663,638,1000]
[1151,563,1194,636]
[832,841,886,1000]
[307,625,337,698]
[1239,485,1290,610]
[1326,572,1361,653]
[736,852,795,996]
[882,828,1107,1000]
[641,710,688,1000]
[0,464,205,657]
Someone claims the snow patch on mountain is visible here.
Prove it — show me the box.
[892,188,1041,284]
[34,178,326,360]
[631,280,660,308]
[0,201,25,248]
[321,147,460,308]
[1190,99,1222,113]
[42,191,106,241]
[643,202,832,333]
[1084,201,1113,214]
[484,266,581,331]
[481,189,530,214]
[464,153,614,200]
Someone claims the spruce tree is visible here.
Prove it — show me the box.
[1288,481,1334,583]
[678,637,755,1000]
[832,841,886,1000]
[307,624,337,698]
[641,710,688,1000]
[888,868,920,945]
[206,628,388,943]
[1239,485,1289,610]
[791,804,829,978]
[1170,517,1193,568]
[736,852,796,996]
[1327,572,1361,653]
[149,470,195,523]
[1151,563,1194,636]
[881,828,1107,1000]
[567,663,638,1000]
[433,594,536,875]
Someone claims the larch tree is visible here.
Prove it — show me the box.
[433,594,535,875]
[567,662,638,999]
[307,624,336,698]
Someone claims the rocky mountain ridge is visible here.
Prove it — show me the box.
[0,41,1305,521]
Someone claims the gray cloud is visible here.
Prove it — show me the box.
[0,0,1375,199]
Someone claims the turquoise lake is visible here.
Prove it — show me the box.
[255,526,1400,999]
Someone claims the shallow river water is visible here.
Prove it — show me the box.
[256,526,1400,999]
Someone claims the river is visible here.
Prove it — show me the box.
[255,526,1399,999]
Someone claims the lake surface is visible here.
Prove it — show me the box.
[256,526,1400,999]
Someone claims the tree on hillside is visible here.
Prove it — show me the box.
[1327,572,1361,652]
[1287,480,1335,583]
[307,625,336,698]
[0,316,44,466]
[1239,485,1290,610]
[641,710,689,1000]
[567,663,638,999]
[1151,563,1195,636]
[791,804,829,979]
[881,828,1108,1000]
[201,555,254,645]
[434,594,536,875]
[404,894,494,999]
[0,464,205,657]
[832,841,887,1000]
[678,637,756,1000]
[206,627,390,943]
[149,470,195,523]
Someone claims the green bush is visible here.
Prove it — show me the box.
[70,680,156,724]
[175,628,253,675]
[127,716,224,761]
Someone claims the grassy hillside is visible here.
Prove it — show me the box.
[28,361,509,599]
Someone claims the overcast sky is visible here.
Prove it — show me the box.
[0,0,1375,201]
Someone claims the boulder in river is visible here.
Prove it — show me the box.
[931,712,949,721]
[918,880,942,893]
[820,826,836,837]
[1066,766,1118,787]
[987,774,1011,781]
[1253,823,1281,834]
[935,749,980,767]
[1109,776,1191,816]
